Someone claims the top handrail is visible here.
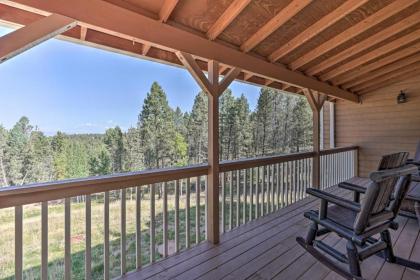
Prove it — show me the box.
[320,145,359,156]
[0,164,209,209]
[0,146,358,209]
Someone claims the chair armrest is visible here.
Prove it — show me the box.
[407,159,420,166]
[306,188,361,212]
[338,182,366,193]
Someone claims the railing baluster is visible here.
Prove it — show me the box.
[150,184,156,262]
[276,163,280,210]
[267,165,270,213]
[64,197,71,280]
[15,205,23,280]
[185,178,190,248]
[195,176,200,244]
[221,173,225,233]
[104,192,110,280]
[281,163,285,208]
[229,171,233,230]
[249,168,253,221]
[41,201,48,280]
[136,187,142,268]
[236,170,240,227]
[121,189,126,275]
[261,165,265,216]
[85,195,91,280]
[243,169,247,223]
[204,178,208,239]
[163,182,168,256]
[256,167,260,219]
[175,181,180,253]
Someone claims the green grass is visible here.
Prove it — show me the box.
[0,185,208,280]
[0,182,302,280]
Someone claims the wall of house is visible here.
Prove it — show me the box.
[334,76,420,177]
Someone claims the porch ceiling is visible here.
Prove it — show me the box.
[1,0,419,102]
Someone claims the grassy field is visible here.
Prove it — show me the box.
[0,181,298,280]
[0,185,207,280]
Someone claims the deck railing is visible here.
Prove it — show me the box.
[0,146,358,280]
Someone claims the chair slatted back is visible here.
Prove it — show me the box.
[354,152,411,234]
[377,152,409,170]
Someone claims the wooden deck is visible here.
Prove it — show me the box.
[122,185,420,280]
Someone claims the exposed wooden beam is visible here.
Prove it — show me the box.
[142,44,151,56]
[207,0,251,40]
[240,0,311,53]
[289,0,417,70]
[177,56,239,244]
[8,0,358,102]
[80,26,87,40]
[219,67,241,93]
[218,64,229,75]
[306,10,420,76]
[159,0,179,23]
[320,29,420,81]
[268,0,368,62]
[303,89,326,188]
[176,51,213,94]
[0,13,76,63]
[352,62,420,93]
[333,41,420,85]
[243,72,253,81]
[343,53,420,90]
[358,67,420,95]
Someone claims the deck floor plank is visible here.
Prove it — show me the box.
[120,185,419,280]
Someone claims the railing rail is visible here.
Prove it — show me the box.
[0,146,358,280]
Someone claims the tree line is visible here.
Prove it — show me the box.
[0,82,312,187]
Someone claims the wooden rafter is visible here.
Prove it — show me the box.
[206,0,251,40]
[289,0,417,70]
[320,29,420,82]
[6,0,358,102]
[219,68,242,94]
[0,13,76,63]
[240,0,311,53]
[306,10,420,76]
[358,67,420,95]
[159,0,179,23]
[268,0,368,62]
[352,62,420,93]
[343,53,420,90]
[333,41,420,85]
[176,51,213,93]
[303,89,326,112]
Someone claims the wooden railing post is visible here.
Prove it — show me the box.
[176,51,240,244]
[303,89,327,189]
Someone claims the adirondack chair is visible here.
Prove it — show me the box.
[296,163,420,280]
[338,152,410,203]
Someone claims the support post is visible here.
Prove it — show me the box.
[176,51,240,243]
[303,89,326,189]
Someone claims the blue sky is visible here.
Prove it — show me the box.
[0,26,261,135]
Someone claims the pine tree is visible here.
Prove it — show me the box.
[0,125,8,186]
[125,127,143,171]
[187,92,208,164]
[233,94,252,158]
[219,89,237,160]
[138,82,176,169]
[289,96,312,152]
[89,149,111,176]
[104,126,124,172]
[27,130,54,183]
[4,117,33,185]
[253,88,274,156]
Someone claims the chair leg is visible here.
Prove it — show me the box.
[380,230,396,263]
[306,222,318,245]
[347,240,361,277]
